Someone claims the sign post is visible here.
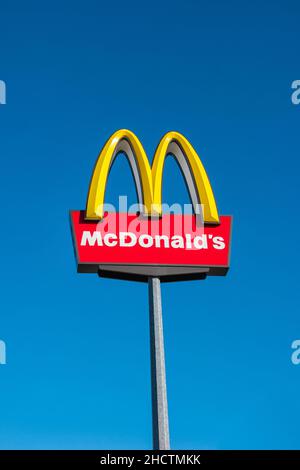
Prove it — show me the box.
[148,277,170,450]
[70,129,232,449]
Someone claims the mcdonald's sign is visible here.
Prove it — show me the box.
[70,130,232,281]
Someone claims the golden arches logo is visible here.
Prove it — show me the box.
[86,129,220,224]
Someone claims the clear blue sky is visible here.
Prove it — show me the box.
[0,0,299,450]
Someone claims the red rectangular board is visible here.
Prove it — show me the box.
[70,211,232,276]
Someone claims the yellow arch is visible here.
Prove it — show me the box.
[85,129,219,224]
[152,131,219,223]
[86,129,153,219]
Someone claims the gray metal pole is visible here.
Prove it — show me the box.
[148,277,170,450]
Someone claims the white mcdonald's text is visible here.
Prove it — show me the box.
[80,231,226,250]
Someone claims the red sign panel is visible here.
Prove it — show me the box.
[70,211,232,278]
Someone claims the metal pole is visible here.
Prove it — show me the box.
[148,277,170,450]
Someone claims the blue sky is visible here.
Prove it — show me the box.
[0,0,299,449]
